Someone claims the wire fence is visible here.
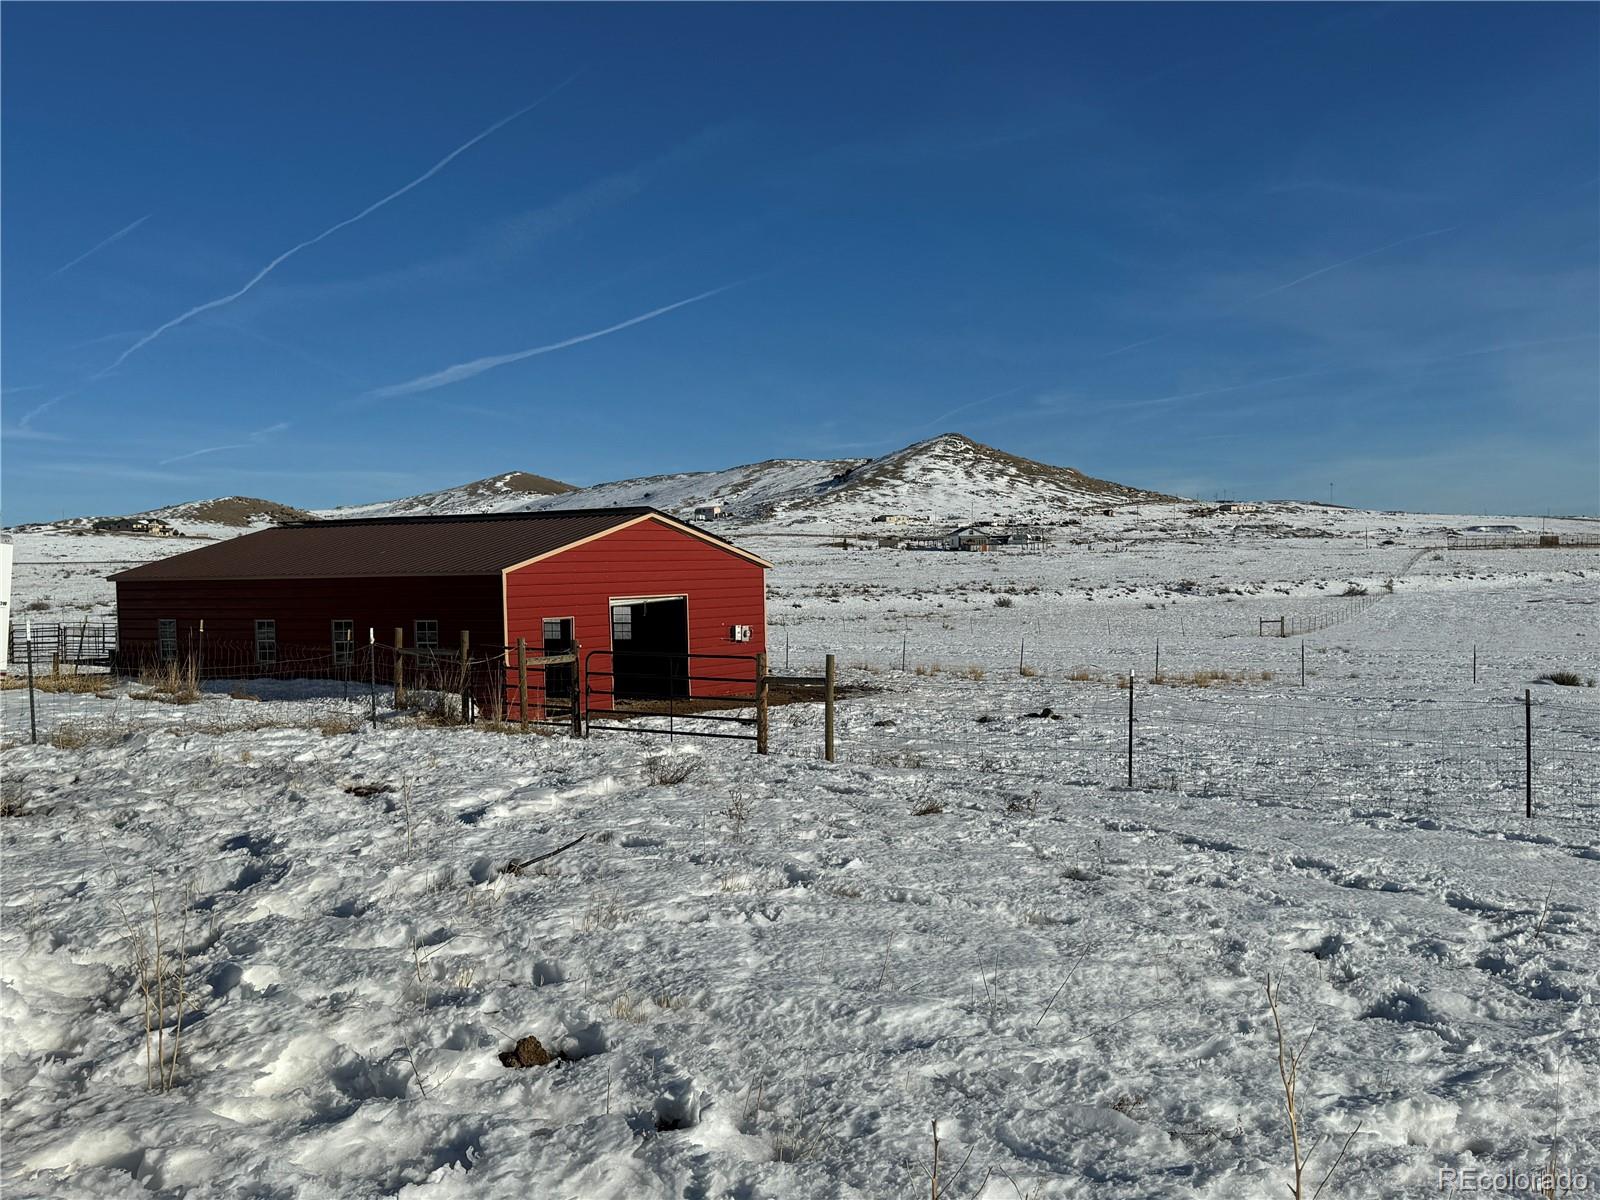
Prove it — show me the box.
[768,669,1599,835]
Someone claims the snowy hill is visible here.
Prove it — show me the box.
[145,496,311,529]
[324,435,1176,530]
[520,457,867,520]
[16,435,1177,539]
[770,433,1176,526]
[317,471,577,519]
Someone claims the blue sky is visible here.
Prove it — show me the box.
[3,3,1596,522]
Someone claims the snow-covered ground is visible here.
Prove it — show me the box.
[3,513,1597,1198]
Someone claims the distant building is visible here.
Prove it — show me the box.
[93,517,182,538]
[693,504,724,520]
[871,514,918,526]
[1216,502,1261,515]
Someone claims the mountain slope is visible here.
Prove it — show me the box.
[775,433,1175,524]
[22,435,1177,536]
[147,497,311,527]
[317,471,577,519]
[521,457,867,519]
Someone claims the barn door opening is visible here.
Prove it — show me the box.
[543,617,575,711]
[611,596,688,701]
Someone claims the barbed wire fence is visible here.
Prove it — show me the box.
[765,666,1599,836]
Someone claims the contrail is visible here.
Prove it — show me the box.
[920,385,1031,431]
[46,214,152,280]
[1102,225,1461,358]
[159,443,251,466]
[19,392,72,428]
[1111,366,1333,412]
[1247,226,1459,301]
[367,285,739,399]
[157,420,290,466]
[97,76,580,379]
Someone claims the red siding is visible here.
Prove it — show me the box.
[116,576,504,675]
[504,516,766,711]
[113,515,767,718]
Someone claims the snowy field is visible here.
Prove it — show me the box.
[3,515,1597,1198]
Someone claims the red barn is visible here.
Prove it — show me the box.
[110,508,770,714]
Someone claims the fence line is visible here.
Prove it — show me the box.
[770,673,1598,830]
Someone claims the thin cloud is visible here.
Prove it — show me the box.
[97,76,580,379]
[18,392,73,429]
[1108,367,1334,413]
[1246,226,1460,302]
[366,285,740,400]
[159,443,252,466]
[156,418,289,466]
[2,425,66,442]
[1102,225,1462,358]
[46,214,152,280]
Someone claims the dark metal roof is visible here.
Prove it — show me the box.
[109,507,766,582]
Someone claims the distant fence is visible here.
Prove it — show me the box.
[778,672,1599,829]
[1257,594,1381,637]
[7,622,117,669]
[1441,534,1600,551]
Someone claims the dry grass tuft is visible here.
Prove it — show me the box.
[645,756,701,787]
[137,660,201,704]
[1019,664,1040,678]
[2,669,112,695]
[318,714,361,737]
[49,719,127,750]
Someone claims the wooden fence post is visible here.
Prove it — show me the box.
[393,627,405,708]
[459,630,471,725]
[516,637,528,733]
[755,652,770,756]
[1300,640,1306,688]
[570,643,583,739]
[824,653,836,763]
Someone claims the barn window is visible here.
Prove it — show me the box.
[610,606,633,642]
[542,618,566,643]
[415,619,439,652]
[255,619,277,666]
[157,619,177,663]
[331,619,354,666]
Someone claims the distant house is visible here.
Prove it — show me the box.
[871,514,918,526]
[1216,502,1261,515]
[693,504,724,520]
[93,517,181,538]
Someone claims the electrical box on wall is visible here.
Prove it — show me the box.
[730,624,752,642]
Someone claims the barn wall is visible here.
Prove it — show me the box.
[504,518,767,712]
[115,575,504,676]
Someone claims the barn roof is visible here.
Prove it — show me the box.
[109,508,771,581]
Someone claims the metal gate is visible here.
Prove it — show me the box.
[582,648,762,742]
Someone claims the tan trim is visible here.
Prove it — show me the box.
[645,513,774,569]
[499,514,655,576]
[497,512,772,575]
[501,571,511,665]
